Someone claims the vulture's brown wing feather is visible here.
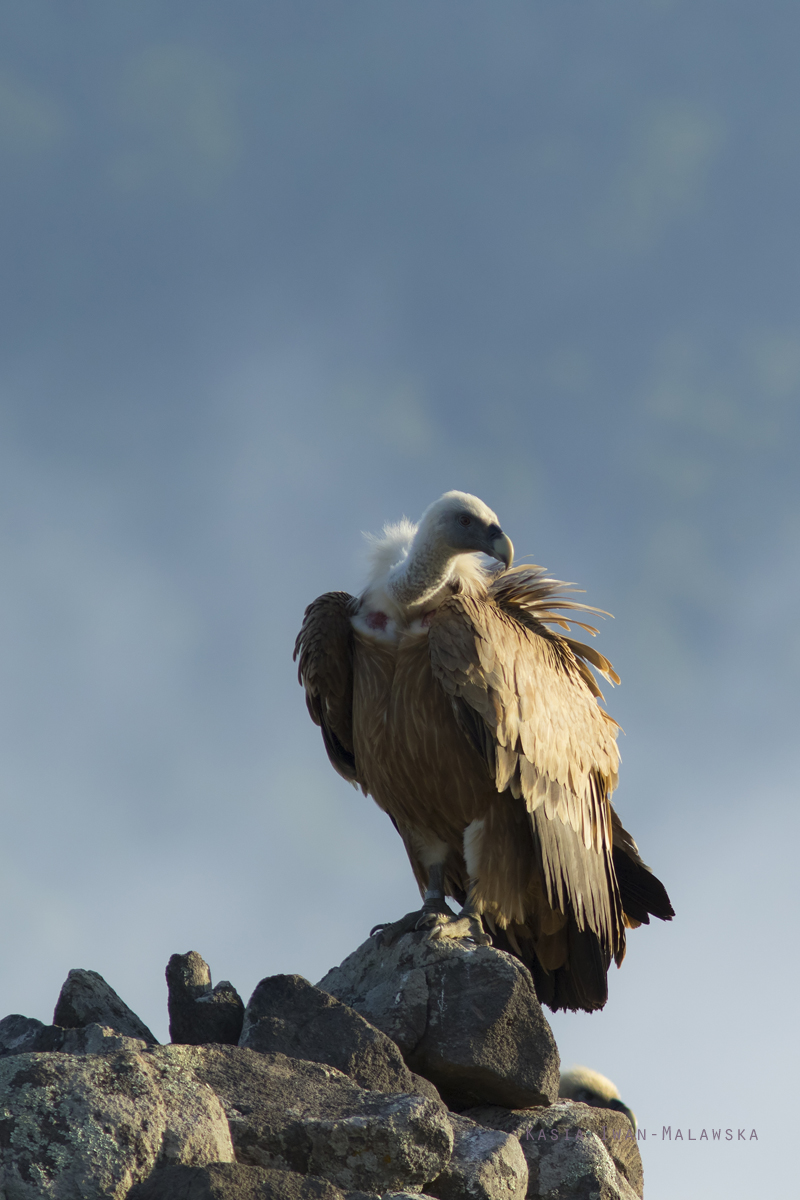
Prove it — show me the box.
[427,577,625,964]
[293,591,361,785]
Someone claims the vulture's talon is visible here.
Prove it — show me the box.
[370,909,429,947]
[415,895,457,931]
[415,909,455,933]
[425,913,492,946]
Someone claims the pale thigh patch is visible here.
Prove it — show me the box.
[408,828,450,868]
[463,818,486,879]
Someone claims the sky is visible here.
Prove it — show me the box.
[1,3,798,1196]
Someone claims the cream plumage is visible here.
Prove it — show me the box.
[560,1066,638,1132]
[295,492,673,1012]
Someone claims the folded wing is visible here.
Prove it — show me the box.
[294,591,360,785]
[427,567,628,985]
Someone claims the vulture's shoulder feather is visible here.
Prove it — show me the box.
[294,591,360,784]
[428,568,621,816]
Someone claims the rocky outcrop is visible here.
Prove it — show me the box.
[428,1113,528,1200]
[167,952,245,1046]
[153,1044,453,1194]
[0,1047,233,1199]
[127,1164,442,1200]
[318,932,560,1110]
[53,968,158,1044]
[127,1164,355,1199]
[0,1016,148,1059]
[127,1164,379,1199]
[239,973,437,1100]
[0,944,646,1200]
[464,1099,643,1200]
[0,1036,452,1199]
[0,1014,47,1054]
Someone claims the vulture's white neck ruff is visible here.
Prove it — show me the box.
[357,514,489,637]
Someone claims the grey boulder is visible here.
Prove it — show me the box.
[0,1017,147,1059]
[428,1113,528,1200]
[167,951,245,1046]
[464,1100,643,1200]
[0,1048,234,1199]
[155,1044,453,1195]
[53,968,158,1044]
[127,1162,371,1199]
[318,933,559,1109]
[240,973,437,1099]
[0,1015,47,1055]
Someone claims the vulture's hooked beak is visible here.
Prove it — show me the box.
[491,531,514,570]
[607,1098,638,1134]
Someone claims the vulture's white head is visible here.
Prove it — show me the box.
[358,491,513,634]
[559,1066,637,1133]
[416,491,514,568]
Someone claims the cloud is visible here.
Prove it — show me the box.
[595,100,724,253]
[108,44,241,195]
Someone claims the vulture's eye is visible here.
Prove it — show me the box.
[458,514,472,527]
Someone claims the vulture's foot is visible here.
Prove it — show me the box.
[425,911,492,947]
[371,896,456,947]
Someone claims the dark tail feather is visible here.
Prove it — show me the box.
[613,846,675,925]
[494,919,611,1014]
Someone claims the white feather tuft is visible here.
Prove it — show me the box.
[363,518,417,586]
[452,552,494,596]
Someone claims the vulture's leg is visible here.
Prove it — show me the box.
[423,821,492,945]
[425,881,492,947]
[414,864,459,929]
[371,864,455,946]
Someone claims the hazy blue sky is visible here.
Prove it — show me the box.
[1,4,798,1196]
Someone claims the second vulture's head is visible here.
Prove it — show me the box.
[559,1066,638,1133]
[418,490,514,569]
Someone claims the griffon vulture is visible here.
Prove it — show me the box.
[560,1066,637,1132]
[295,491,673,1012]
